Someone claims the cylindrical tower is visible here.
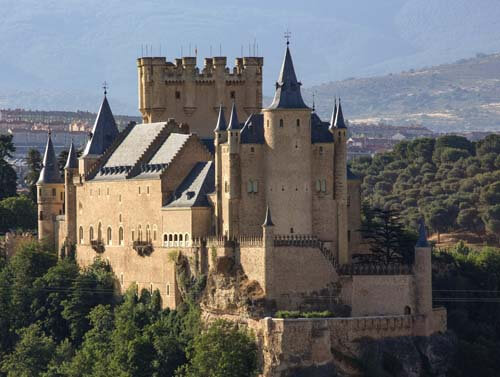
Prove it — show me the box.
[37,132,64,245]
[64,142,78,248]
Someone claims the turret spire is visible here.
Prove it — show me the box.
[268,43,308,110]
[37,131,63,184]
[334,98,347,129]
[64,141,78,170]
[214,104,227,132]
[416,218,430,247]
[329,98,338,131]
[227,102,240,130]
[82,93,119,157]
[262,205,274,227]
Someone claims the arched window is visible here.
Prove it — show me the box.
[153,229,157,241]
[107,227,112,245]
[89,226,94,241]
[179,234,183,246]
[266,119,269,127]
[131,230,135,241]
[185,233,190,247]
[279,119,283,128]
[146,225,150,242]
[97,223,102,241]
[138,225,142,241]
[296,119,300,127]
[163,234,168,246]
[174,234,178,246]
[79,227,84,244]
[119,227,124,245]
[404,306,411,315]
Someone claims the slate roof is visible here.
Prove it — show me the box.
[262,206,274,227]
[227,102,242,130]
[165,161,214,208]
[214,104,227,132]
[82,95,119,156]
[268,46,309,110]
[37,132,63,184]
[240,114,264,144]
[311,112,334,143]
[92,122,191,180]
[416,219,430,247]
[333,100,347,129]
[64,141,78,169]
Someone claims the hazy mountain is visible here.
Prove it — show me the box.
[1,0,500,115]
[302,52,500,132]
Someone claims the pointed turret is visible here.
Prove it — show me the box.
[64,141,78,170]
[214,104,227,132]
[82,94,119,157]
[416,219,430,247]
[334,99,347,129]
[262,206,274,227]
[329,99,338,131]
[268,45,308,109]
[227,102,240,131]
[37,132,62,184]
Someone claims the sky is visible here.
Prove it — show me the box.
[1,0,500,114]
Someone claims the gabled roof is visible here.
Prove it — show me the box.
[311,113,334,143]
[329,100,337,131]
[214,104,227,132]
[240,114,264,144]
[227,102,241,131]
[83,95,119,156]
[262,206,274,227]
[165,162,214,208]
[64,141,78,169]
[267,46,309,110]
[37,132,62,184]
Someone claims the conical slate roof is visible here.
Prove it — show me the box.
[334,99,347,129]
[329,99,338,131]
[268,46,308,110]
[37,132,63,184]
[416,219,430,247]
[83,95,119,156]
[262,206,274,227]
[214,104,227,132]
[227,102,241,130]
[64,141,78,169]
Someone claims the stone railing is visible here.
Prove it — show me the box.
[338,263,412,276]
[238,235,263,247]
[273,234,321,247]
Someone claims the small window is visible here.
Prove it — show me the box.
[347,195,351,207]
[290,228,294,234]
[150,284,153,293]
[39,211,44,220]
[38,188,42,197]
[106,188,109,195]
[225,181,229,193]
[163,234,168,246]
[252,180,259,193]
[119,213,122,222]
[131,230,135,241]
[175,91,181,99]
[185,233,189,247]
[147,186,150,194]
[89,227,94,241]
[107,227,112,245]
[79,227,84,244]
[250,147,255,153]
[119,194,122,202]
[138,187,141,194]
[404,306,411,315]
[296,119,300,127]
[60,192,64,201]
[59,209,63,215]
[120,273,124,285]
[319,146,324,155]
[52,188,56,196]
[316,180,321,192]
[119,227,124,245]
[98,223,102,241]
[321,179,326,193]
[279,119,283,128]
[348,230,351,243]
[247,180,253,193]
[98,188,101,196]
[266,119,269,127]
[230,91,235,99]
[153,230,157,241]
[166,284,170,296]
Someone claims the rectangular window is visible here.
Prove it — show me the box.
[147,186,150,194]
[60,192,64,201]
[321,180,327,193]
[39,211,44,220]
[38,188,42,197]
[247,181,253,193]
[252,180,259,193]
[175,91,181,99]
[348,230,351,242]
[138,187,141,194]
[316,180,321,192]
[166,284,170,296]
[52,188,56,196]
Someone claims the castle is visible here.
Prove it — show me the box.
[37,42,446,375]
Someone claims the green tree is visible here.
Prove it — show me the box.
[25,148,42,202]
[457,208,484,233]
[0,323,56,377]
[0,134,15,160]
[0,195,37,231]
[0,160,17,200]
[180,320,258,377]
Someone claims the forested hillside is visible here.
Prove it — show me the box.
[349,134,500,244]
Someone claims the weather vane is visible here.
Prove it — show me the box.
[102,81,108,96]
[284,29,291,45]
